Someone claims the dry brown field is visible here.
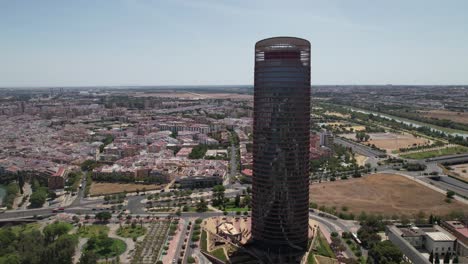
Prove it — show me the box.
[90,182,164,196]
[420,110,468,125]
[450,163,468,182]
[310,173,468,216]
[341,132,431,152]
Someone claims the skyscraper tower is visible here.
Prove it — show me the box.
[252,37,311,253]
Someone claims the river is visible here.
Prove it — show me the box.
[348,108,468,139]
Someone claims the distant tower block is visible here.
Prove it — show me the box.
[252,37,311,252]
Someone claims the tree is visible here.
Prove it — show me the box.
[29,188,47,208]
[357,217,385,249]
[242,194,251,208]
[446,190,455,199]
[415,211,426,224]
[435,254,440,264]
[358,211,368,222]
[196,198,208,212]
[43,222,72,243]
[444,252,451,263]
[81,160,99,171]
[1,254,20,264]
[212,185,226,209]
[95,211,112,222]
[368,240,403,264]
[453,255,459,264]
[234,194,241,207]
[429,251,433,263]
[364,134,370,141]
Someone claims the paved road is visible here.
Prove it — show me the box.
[225,141,239,186]
[420,176,468,198]
[309,212,357,259]
[127,195,146,214]
[193,250,211,264]
[174,219,189,263]
[335,137,386,158]
[70,174,87,207]
[183,218,196,264]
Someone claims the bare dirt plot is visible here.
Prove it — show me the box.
[341,132,431,152]
[420,110,468,125]
[310,173,468,216]
[90,182,163,196]
[355,154,368,167]
[450,163,468,182]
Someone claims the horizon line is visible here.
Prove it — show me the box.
[1,84,467,89]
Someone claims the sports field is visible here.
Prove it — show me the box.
[310,173,467,216]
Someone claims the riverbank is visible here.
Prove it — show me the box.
[345,106,468,138]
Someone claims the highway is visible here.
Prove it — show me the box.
[335,137,386,158]
[309,211,361,259]
[420,175,468,198]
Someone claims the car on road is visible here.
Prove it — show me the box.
[53,207,65,213]
[0,207,7,213]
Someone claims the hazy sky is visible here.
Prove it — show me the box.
[1,0,468,87]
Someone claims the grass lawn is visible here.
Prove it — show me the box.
[78,224,109,238]
[86,237,126,259]
[400,146,468,159]
[201,230,207,252]
[211,247,227,262]
[307,252,316,264]
[117,225,147,239]
[225,206,248,212]
[219,200,249,212]
[10,223,40,235]
[315,233,335,258]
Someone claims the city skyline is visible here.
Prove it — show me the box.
[2,0,468,87]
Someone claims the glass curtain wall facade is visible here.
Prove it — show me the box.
[252,37,311,252]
